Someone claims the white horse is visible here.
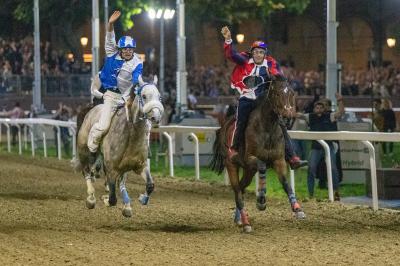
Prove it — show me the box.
[73,76,164,217]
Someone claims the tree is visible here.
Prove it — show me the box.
[8,0,311,58]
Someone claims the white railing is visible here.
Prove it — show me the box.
[0,118,76,160]
[1,118,399,211]
[288,130,400,211]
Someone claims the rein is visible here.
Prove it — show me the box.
[264,81,295,115]
[128,82,163,125]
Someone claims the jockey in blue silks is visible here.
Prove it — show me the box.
[221,26,307,169]
[88,10,143,167]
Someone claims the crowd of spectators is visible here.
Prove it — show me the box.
[0,37,88,82]
[149,63,400,99]
[1,36,400,99]
[282,65,400,98]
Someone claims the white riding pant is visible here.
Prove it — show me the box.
[88,91,123,153]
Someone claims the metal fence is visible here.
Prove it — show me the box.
[0,74,91,97]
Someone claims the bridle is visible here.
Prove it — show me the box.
[133,82,163,122]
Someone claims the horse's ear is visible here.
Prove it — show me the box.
[153,75,158,85]
[138,75,145,86]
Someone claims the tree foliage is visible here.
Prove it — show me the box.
[9,0,310,31]
[185,0,311,26]
[6,0,311,52]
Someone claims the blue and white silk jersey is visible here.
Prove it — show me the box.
[99,31,143,96]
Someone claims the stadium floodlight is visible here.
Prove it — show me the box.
[156,9,163,19]
[147,7,175,96]
[164,9,175,20]
[148,8,156,19]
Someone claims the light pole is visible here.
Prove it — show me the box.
[148,8,175,96]
[326,0,338,110]
[33,0,41,111]
[92,0,100,78]
[176,0,187,116]
[104,0,109,34]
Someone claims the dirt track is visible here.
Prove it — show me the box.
[0,153,400,265]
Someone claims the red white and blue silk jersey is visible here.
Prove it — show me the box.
[224,40,284,99]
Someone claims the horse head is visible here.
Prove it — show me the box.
[136,75,164,124]
[265,80,295,116]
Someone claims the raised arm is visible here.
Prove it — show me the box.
[334,93,345,119]
[221,26,248,65]
[105,11,121,56]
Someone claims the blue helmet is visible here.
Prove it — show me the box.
[117,36,136,49]
[251,41,267,51]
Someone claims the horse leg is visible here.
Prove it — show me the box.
[239,166,256,194]
[119,173,133,218]
[138,165,154,205]
[103,169,118,207]
[274,159,306,219]
[107,179,117,207]
[84,168,96,209]
[256,160,267,211]
[226,161,252,233]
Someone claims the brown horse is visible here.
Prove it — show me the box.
[210,80,305,233]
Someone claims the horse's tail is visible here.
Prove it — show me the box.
[209,128,226,175]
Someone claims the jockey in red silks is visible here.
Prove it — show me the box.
[221,26,307,169]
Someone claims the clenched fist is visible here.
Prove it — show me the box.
[221,26,231,41]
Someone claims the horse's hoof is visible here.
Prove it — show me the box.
[256,196,267,211]
[86,196,96,209]
[138,194,150,205]
[294,211,306,219]
[243,225,252,233]
[109,198,117,207]
[233,208,242,225]
[256,202,267,211]
[122,207,133,218]
[101,195,110,206]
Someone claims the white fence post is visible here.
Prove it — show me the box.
[362,141,378,211]
[56,126,62,160]
[24,125,28,150]
[69,127,76,159]
[189,132,200,180]
[162,132,174,177]
[4,123,11,152]
[17,124,22,155]
[30,126,35,157]
[317,140,333,202]
[42,132,47,158]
